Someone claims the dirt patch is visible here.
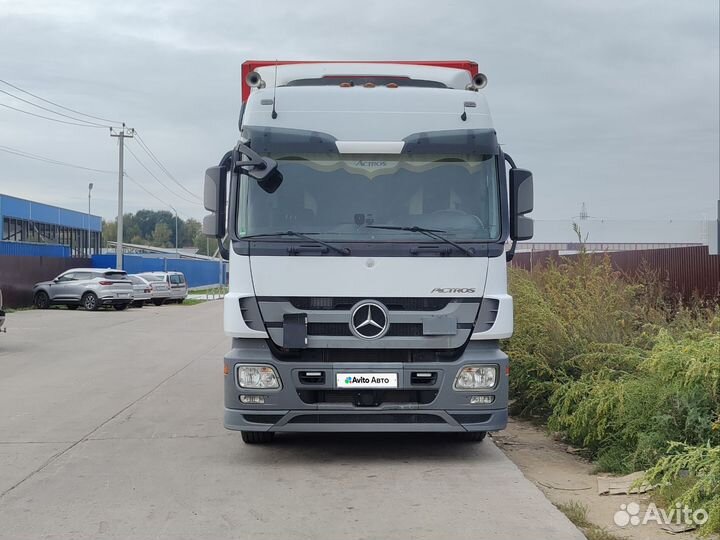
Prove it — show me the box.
[492,418,701,540]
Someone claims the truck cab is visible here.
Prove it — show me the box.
[203,61,533,443]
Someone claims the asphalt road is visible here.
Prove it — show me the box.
[0,302,585,540]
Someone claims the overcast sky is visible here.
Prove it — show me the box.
[0,0,718,223]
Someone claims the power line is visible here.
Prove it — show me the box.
[0,102,110,128]
[133,132,201,200]
[124,143,202,206]
[0,78,122,124]
[0,144,115,174]
[124,173,194,220]
[0,88,111,128]
[124,172,174,208]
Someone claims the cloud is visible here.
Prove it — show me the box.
[0,0,717,223]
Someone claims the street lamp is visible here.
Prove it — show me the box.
[170,205,178,254]
[87,182,94,257]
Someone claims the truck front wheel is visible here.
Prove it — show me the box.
[241,431,275,444]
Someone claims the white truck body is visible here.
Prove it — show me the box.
[203,61,533,442]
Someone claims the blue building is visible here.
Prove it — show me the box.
[0,194,102,257]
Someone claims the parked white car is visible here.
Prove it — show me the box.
[137,273,173,306]
[139,271,188,304]
[128,275,152,307]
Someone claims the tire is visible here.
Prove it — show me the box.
[66,305,79,310]
[113,303,129,311]
[177,298,184,304]
[132,301,144,308]
[458,431,487,442]
[82,292,99,311]
[152,299,165,306]
[241,431,275,444]
[34,291,50,309]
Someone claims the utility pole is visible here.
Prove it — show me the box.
[110,124,134,269]
[171,206,178,254]
[87,182,94,257]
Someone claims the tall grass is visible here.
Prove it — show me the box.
[507,253,719,535]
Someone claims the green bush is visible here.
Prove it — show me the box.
[643,442,720,536]
[547,331,720,473]
[507,255,719,533]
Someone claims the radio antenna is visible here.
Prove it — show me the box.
[271,60,278,119]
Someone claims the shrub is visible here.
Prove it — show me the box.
[643,442,720,536]
[507,255,719,530]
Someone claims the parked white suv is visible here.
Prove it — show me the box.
[33,268,134,311]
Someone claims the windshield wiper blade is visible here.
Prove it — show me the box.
[366,225,475,256]
[242,231,351,256]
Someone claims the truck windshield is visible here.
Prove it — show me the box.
[237,154,500,242]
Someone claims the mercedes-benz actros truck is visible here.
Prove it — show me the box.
[203,61,534,444]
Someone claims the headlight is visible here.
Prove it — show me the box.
[237,365,281,389]
[454,365,497,390]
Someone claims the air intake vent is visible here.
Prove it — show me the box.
[306,323,424,337]
[474,298,500,333]
[287,297,451,311]
[411,371,437,385]
[298,370,325,385]
[238,297,265,331]
[288,413,446,424]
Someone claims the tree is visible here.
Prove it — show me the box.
[102,220,116,247]
[152,222,171,247]
[102,210,198,248]
[183,218,206,255]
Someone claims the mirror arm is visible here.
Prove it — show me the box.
[505,152,518,261]
[231,142,278,181]
[506,240,517,262]
[504,152,516,169]
[217,237,229,261]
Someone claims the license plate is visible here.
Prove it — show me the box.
[336,373,398,389]
[119,293,129,298]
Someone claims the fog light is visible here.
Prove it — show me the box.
[470,395,494,404]
[240,394,266,404]
[454,365,497,390]
[237,365,281,389]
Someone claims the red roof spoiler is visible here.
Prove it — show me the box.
[240,60,479,103]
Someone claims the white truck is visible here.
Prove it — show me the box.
[203,61,533,443]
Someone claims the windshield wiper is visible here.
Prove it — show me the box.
[365,225,475,256]
[241,231,351,256]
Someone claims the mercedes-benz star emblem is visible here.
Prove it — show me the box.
[349,301,389,340]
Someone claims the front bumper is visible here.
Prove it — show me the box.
[223,339,509,433]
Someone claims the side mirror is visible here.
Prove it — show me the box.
[233,142,283,193]
[202,165,227,238]
[509,168,534,241]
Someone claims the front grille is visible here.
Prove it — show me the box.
[307,323,350,336]
[387,323,423,337]
[288,413,446,424]
[286,297,451,311]
[297,389,438,405]
[267,344,465,363]
[307,322,423,337]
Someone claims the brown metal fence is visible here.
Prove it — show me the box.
[0,256,90,308]
[510,246,720,300]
